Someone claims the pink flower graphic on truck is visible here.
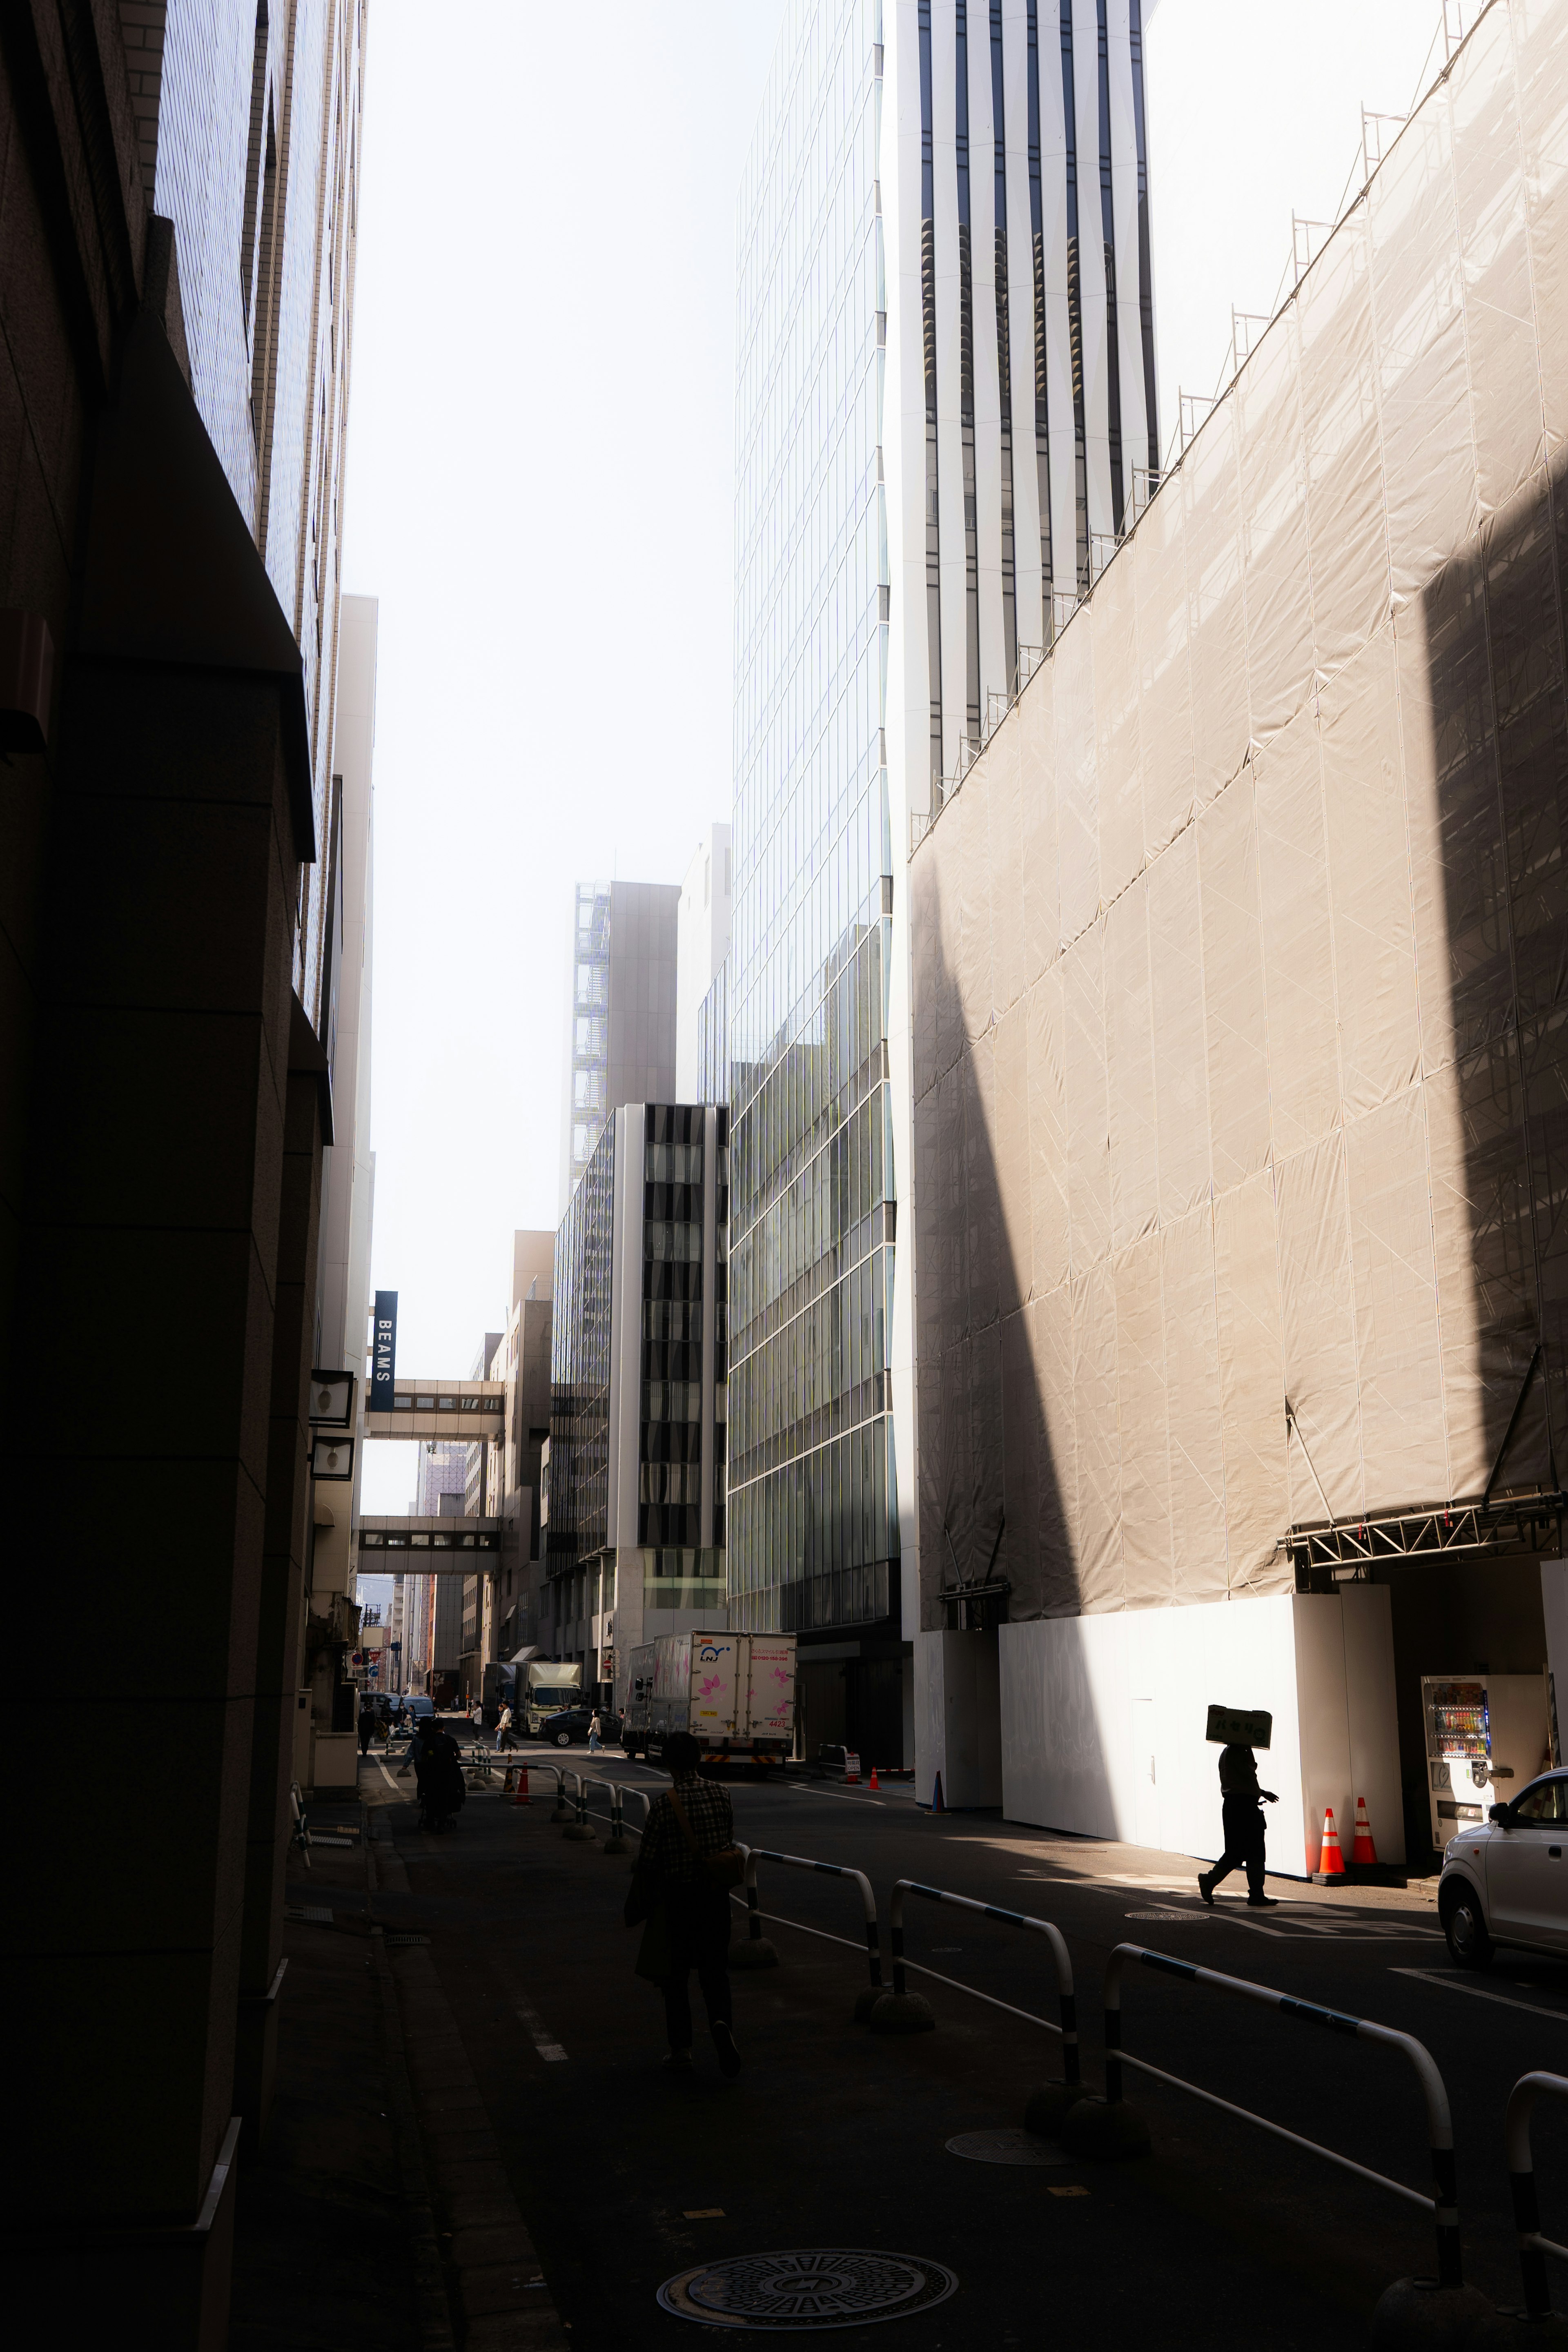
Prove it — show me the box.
[699,1674,724,1698]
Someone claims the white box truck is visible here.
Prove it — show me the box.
[623,1630,796,1770]
[516,1659,584,1735]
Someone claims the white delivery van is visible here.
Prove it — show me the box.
[623,1630,797,1770]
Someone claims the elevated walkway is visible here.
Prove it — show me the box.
[358,1514,502,1568]
[363,1379,506,1440]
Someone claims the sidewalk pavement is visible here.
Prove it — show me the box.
[230,1794,568,2352]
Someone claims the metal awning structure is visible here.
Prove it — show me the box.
[358,1513,502,1571]
[363,1379,506,1441]
[1287,1492,1563,1581]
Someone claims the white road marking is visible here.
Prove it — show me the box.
[514,2000,569,2063]
[377,1764,402,1793]
[488,1957,569,2060]
[1390,1968,1568,2023]
[784,1784,887,1806]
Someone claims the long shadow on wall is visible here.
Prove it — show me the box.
[1381,452,1568,1856]
[910,848,1103,1812]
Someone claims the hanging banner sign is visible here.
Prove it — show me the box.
[372,1290,399,1412]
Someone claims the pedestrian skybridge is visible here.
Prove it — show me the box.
[363,1379,506,1441]
[357,1514,502,1570]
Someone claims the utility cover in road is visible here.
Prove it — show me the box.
[657,2249,958,2330]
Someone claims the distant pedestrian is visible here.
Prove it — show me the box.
[625,1732,744,2078]
[1198,1744,1279,1908]
[357,1707,374,1757]
[587,1710,604,1753]
[496,1702,515,1753]
[419,1724,466,1833]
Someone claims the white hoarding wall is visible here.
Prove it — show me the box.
[911,0,1566,1638]
[999,1586,1405,1873]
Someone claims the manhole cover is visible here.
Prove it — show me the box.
[657,2250,958,2331]
[945,2128,1065,2167]
[1125,1909,1203,1921]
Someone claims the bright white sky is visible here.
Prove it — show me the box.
[349,0,1449,1518]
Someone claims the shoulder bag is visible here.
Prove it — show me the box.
[668,1789,746,1891]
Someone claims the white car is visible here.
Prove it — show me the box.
[1439,1768,1568,1968]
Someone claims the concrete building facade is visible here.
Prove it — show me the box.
[908,0,1567,1865]
[549,1104,731,1701]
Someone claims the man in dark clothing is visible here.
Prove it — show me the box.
[632,1733,742,2077]
[357,1706,374,1757]
[419,1724,466,1832]
[1198,1744,1279,1907]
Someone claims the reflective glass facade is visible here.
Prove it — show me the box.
[728,0,899,1636]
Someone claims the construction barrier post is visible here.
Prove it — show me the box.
[563,1770,597,1842]
[738,1849,883,2020]
[871,1880,1084,2127]
[1093,1942,1479,2321]
[601,1783,630,1855]
[550,1768,573,1823]
[1504,2070,1568,2319]
[729,1848,779,1969]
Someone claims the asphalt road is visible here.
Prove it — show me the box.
[359,1743,1568,2349]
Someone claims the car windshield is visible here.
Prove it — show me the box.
[1511,1776,1567,1823]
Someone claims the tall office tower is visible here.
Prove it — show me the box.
[677,825,735,1101]
[560,880,682,1207]
[728,2,1157,1757]
[549,1106,731,1701]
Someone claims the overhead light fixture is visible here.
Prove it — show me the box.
[309,1370,355,1428]
[312,1434,355,1481]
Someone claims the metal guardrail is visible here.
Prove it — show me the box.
[887,1880,1079,2083]
[1505,2070,1568,2316]
[1103,1944,1462,2287]
[289,1782,311,1870]
[740,1849,884,2003]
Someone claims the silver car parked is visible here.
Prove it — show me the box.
[1439,1768,1568,1968]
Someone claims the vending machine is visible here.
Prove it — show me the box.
[1421,1673,1551,1844]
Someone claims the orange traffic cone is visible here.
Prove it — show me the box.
[512,1765,530,1807]
[869,1766,880,1791]
[1319,1805,1345,1875]
[1351,1795,1377,1866]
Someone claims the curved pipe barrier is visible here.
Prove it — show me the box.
[1104,1944,1461,2287]
[575,1775,631,1850]
[740,1849,883,1997]
[887,1881,1078,2081]
[1505,2070,1568,2316]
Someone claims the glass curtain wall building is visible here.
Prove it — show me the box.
[730,0,895,1648]
[728,2,1159,1671]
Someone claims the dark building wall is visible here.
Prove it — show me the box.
[1,8,329,2334]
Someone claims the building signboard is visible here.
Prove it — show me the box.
[372,1290,398,1412]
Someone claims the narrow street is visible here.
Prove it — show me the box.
[237,1742,1568,2350]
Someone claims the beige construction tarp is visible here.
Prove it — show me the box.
[911,0,1567,1624]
